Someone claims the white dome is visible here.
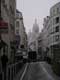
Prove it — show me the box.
[32,19,39,33]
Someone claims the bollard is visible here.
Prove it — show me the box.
[0,72,3,80]
[7,67,10,80]
[11,67,14,80]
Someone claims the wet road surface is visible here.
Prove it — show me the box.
[22,62,60,80]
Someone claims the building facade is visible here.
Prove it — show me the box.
[37,32,43,59]
[42,2,60,61]
[0,0,16,60]
[16,10,27,50]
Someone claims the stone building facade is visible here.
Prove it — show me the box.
[42,2,60,61]
[37,32,43,59]
[16,10,27,50]
[0,0,16,59]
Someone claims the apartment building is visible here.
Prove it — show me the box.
[37,32,43,59]
[0,0,16,60]
[42,2,60,61]
[16,10,27,50]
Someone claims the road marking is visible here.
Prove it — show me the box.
[40,63,55,80]
[20,63,28,80]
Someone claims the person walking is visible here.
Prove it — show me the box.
[1,47,8,80]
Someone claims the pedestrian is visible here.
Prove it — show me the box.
[1,47,8,80]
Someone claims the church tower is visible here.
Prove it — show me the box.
[32,18,39,34]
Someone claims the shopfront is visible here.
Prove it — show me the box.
[0,20,8,56]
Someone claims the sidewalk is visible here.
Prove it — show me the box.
[13,63,28,80]
[40,62,60,80]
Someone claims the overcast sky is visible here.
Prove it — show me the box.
[16,0,60,33]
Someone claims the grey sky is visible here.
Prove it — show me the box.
[16,0,60,33]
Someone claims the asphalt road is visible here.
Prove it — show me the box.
[22,62,60,80]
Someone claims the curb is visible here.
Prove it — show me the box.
[13,63,26,80]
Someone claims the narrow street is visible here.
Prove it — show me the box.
[21,62,60,80]
[1,1,60,80]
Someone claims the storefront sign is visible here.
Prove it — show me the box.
[0,20,8,33]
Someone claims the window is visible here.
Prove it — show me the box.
[55,35,59,41]
[55,26,59,32]
[50,27,54,34]
[53,9,55,15]
[10,6,14,15]
[20,17,23,20]
[2,0,5,3]
[50,11,52,17]
[16,21,19,27]
[16,13,19,18]
[53,18,55,25]
[57,8,59,13]
[16,29,19,34]
[56,17,59,23]
[10,24,14,30]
